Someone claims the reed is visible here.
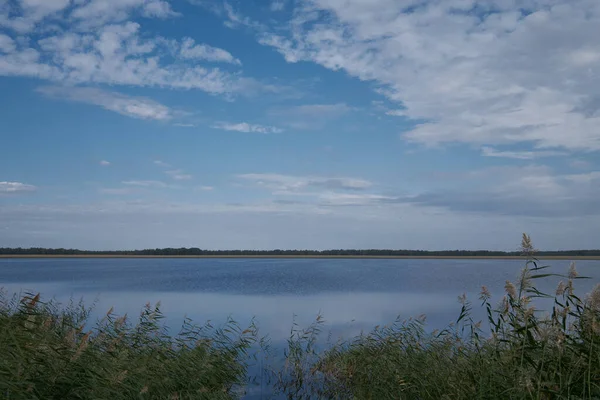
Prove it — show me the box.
[0,290,258,399]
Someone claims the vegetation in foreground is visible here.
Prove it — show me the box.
[1,235,599,399]
[0,292,259,399]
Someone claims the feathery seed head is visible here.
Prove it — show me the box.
[505,281,517,299]
[520,233,535,255]
[479,285,491,301]
[568,262,578,279]
[587,284,600,311]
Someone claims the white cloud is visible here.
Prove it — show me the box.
[71,0,179,26]
[221,2,266,30]
[122,180,168,188]
[481,146,567,160]
[386,109,407,117]
[99,160,111,166]
[198,185,214,191]
[318,192,396,206]
[0,181,37,193]
[166,170,193,180]
[213,122,283,133]
[270,1,285,12]
[153,160,172,167]
[37,86,174,120]
[179,37,241,65]
[256,0,600,151]
[0,4,265,97]
[237,173,373,192]
[0,0,70,33]
[0,34,16,53]
[173,123,195,127]
[141,0,179,18]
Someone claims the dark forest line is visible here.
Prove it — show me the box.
[1,247,600,257]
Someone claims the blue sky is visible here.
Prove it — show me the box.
[1,0,599,250]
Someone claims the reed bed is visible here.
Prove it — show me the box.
[0,292,258,399]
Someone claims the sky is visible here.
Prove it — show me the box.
[1,0,599,251]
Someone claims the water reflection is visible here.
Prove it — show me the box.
[1,282,465,341]
[1,258,598,342]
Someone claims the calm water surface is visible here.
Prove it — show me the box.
[1,258,598,398]
[1,257,598,339]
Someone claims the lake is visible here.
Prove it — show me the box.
[1,257,599,340]
[1,257,598,398]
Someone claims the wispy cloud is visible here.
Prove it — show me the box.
[99,160,111,166]
[70,0,179,27]
[178,37,241,65]
[122,180,168,188]
[173,123,196,128]
[37,86,174,120]
[166,170,193,181]
[318,192,396,206]
[221,2,266,30]
[153,160,172,168]
[154,161,193,181]
[212,122,283,134]
[270,1,286,12]
[237,173,373,192]
[0,181,36,193]
[481,147,568,160]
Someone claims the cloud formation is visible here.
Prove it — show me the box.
[122,180,168,188]
[178,37,241,65]
[238,173,373,193]
[166,170,193,181]
[0,1,261,97]
[401,166,600,217]
[480,147,567,160]
[213,122,283,133]
[0,181,37,193]
[254,0,600,151]
[153,160,193,181]
[37,86,174,120]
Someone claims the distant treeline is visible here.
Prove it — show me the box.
[1,247,600,256]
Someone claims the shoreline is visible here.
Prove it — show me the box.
[1,255,599,260]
